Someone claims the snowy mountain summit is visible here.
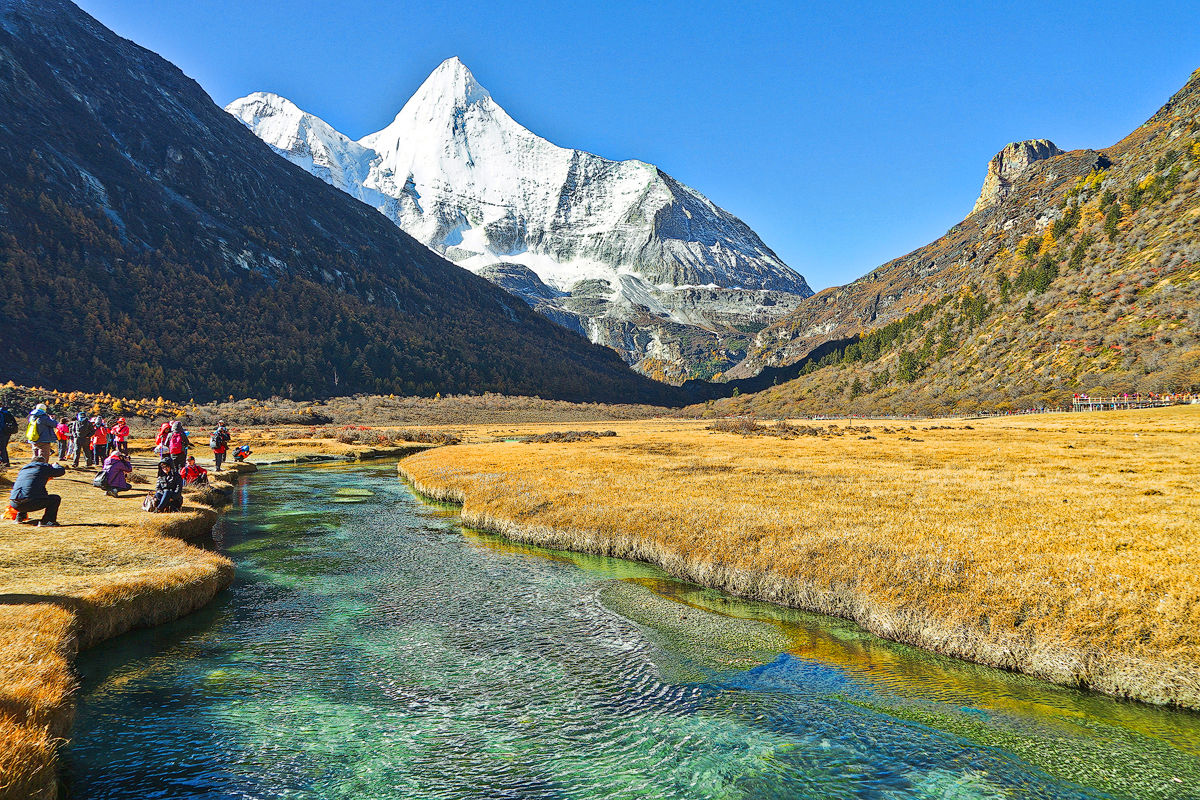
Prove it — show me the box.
[228,58,812,380]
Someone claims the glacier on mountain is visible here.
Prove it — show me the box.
[227,57,812,379]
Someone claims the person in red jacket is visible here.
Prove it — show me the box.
[154,421,171,457]
[210,421,230,471]
[111,417,130,456]
[180,455,208,486]
[54,420,70,461]
[90,417,110,463]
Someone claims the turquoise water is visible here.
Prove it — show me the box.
[65,463,1200,799]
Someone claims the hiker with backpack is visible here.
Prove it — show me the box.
[0,406,17,467]
[97,450,133,497]
[111,417,130,455]
[70,413,96,468]
[90,417,110,463]
[166,421,189,469]
[210,421,231,471]
[26,404,58,461]
[9,455,65,527]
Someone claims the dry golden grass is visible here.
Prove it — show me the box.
[0,462,233,799]
[400,405,1200,708]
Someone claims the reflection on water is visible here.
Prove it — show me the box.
[66,463,1200,799]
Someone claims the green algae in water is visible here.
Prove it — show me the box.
[64,466,1200,800]
[599,580,792,672]
[846,696,1200,799]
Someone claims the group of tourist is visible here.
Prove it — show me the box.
[2,403,237,527]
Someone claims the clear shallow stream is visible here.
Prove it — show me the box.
[65,463,1200,799]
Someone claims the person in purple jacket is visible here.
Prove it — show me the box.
[99,450,133,497]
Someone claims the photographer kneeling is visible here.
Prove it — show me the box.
[9,455,65,527]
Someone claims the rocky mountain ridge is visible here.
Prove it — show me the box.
[702,69,1200,415]
[228,58,812,381]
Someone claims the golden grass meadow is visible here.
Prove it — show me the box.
[3,403,1198,796]
[0,459,236,800]
[399,404,1200,709]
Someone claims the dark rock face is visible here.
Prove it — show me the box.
[0,0,680,404]
[475,263,565,305]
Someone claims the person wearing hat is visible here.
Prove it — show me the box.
[9,455,65,526]
[99,449,133,497]
[70,412,96,468]
[166,421,189,470]
[181,455,209,486]
[90,417,110,464]
[26,404,58,462]
[111,417,131,456]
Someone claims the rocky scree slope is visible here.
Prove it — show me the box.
[706,69,1200,416]
[228,59,813,383]
[0,0,682,405]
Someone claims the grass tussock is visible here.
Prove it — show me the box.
[0,465,232,798]
[400,405,1200,708]
[0,605,75,800]
[522,430,617,444]
[325,426,462,447]
[707,418,872,437]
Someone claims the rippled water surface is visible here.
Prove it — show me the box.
[66,463,1200,799]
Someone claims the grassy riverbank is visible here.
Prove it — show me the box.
[398,405,1200,709]
[0,459,237,799]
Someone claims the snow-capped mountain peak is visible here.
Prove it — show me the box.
[228,59,812,379]
[227,91,377,197]
[392,56,490,115]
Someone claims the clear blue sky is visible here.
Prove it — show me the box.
[77,0,1200,290]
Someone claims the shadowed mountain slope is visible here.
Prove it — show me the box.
[0,0,681,404]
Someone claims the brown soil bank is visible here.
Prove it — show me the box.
[0,464,238,799]
[398,405,1200,710]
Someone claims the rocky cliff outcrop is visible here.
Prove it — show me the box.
[971,139,1064,213]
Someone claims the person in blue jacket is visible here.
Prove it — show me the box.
[26,404,58,461]
[9,455,65,527]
